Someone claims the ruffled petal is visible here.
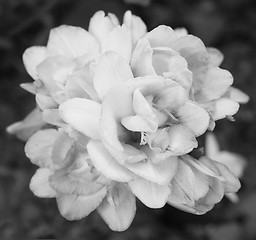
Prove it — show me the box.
[47,25,99,57]
[89,11,119,44]
[25,129,59,170]
[42,109,66,128]
[87,140,135,182]
[207,98,239,121]
[36,93,58,110]
[56,187,107,221]
[168,160,195,207]
[225,86,249,104]
[144,25,177,48]
[59,98,101,139]
[51,129,74,167]
[195,67,234,103]
[124,156,178,185]
[166,125,198,155]
[7,108,45,141]
[131,38,156,77]
[22,46,47,80]
[205,133,220,160]
[207,47,224,67]
[101,25,132,62]
[30,168,56,198]
[123,10,147,44]
[97,183,136,231]
[93,51,133,99]
[176,101,210,137]
[129,177,170,208]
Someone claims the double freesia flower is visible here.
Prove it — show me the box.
[8,10,248,231]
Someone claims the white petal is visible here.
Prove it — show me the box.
[20,82,38,94]
[97,183,136,231]
[225,87,249,104]
[170,35,206,58]
[125,156,178,185]
[214,151,247,178]
[25,129,59,170]
[168,160,195,206]
[129,178,170,208]
[154,81,188,111]
[59,98,101,139]
[183,155,224,181]
[121,115,158,132]
[87,140,135,182]
[42,109,66,128]
[30,168,56,198]
[7,108,45,141]
[101,25,132,62]
[205,133,220,160]
[176,101,210,137]
[93,51,133,99]
[195,67,234,103]
[89,11,119,44]
[56,187,107,221]
[174,28,188,37]
[144,25,177,48]
[23,46,46,80]
[123,10,147,44]
[208,98,239,121]
[208,160,241,193]
[36,93,58,110]
[207,47,224,67]
[131,38,156,77]
[167,125,198,155]
[47,25,99,57]
[51,130,74,167]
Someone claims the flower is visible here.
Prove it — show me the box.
[205,133,247,202]
[7,10,248,231]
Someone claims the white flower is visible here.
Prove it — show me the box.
[7,10,247,231]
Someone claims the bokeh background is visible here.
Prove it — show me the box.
[0,0,255,239]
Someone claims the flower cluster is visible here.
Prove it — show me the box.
[8,11,249,231]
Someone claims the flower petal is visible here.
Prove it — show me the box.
[7,108,45,141]
[56,187,107,221]
[93,51,133,99]
[124,156,178,185]
[47,25,99,57]
[51,129,74,167]
[89,11,119,44]
[25,129,59,170]
[87,140,135,182]
[168,160,195,207]
[101,25,132,62]
[195,67,234,103]
[144,25,177,48]
[131,38,156,77]
[205,133,220,160]
[36,93,58,110]
[225,86,249,104]
[207,98,239,121]
[23,46,47,80]
[59,98,101,139]
[97,183,136,231]
[129,177,170,208]
[167,125,198,156]
[176,101,210,137]
[30,168,56,198]
[207,47,224,67]
[123,10,147,44]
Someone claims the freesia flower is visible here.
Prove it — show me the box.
[7,10,248,231]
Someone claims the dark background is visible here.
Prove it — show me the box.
[0,0,256,239]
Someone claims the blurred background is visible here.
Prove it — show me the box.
[0,0,255,239]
